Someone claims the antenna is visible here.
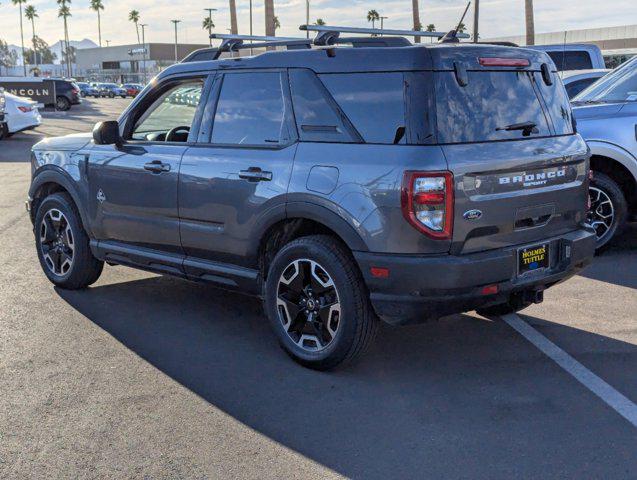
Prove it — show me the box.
[439,1,471,44]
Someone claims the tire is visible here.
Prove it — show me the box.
[121,95,127,99]
[55,96,71,111]
[34,192,104,289]
[264,235,379,370]
[108,92,115,98]
[588,171,627,250]
[0,123,6,140]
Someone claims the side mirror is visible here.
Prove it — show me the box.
[93,120,121,146]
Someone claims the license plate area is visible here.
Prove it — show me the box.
[518,242,550,277]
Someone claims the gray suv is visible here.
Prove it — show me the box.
[27,34,596,369]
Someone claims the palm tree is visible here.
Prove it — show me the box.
[25,5,38,69]
[265,0,275,37]
[129,10,140,44]
[90,0,104,47]
[273,15,280,31]
[315,18,325,26]
[229,0,238,34]
[525,0,535,45]
[12,0,27,76]
[203,16,215,41]
[457,22,466,33]
[367,9,380,29]
[426,23,436,43]
[57,0,72,77]
[411,0,422,43]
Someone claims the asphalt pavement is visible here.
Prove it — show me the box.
[0,98,635,479]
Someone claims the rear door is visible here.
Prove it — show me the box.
[179,70,297,273]
[433,64,589,255]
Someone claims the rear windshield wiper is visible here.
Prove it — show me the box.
[496,121,539,137]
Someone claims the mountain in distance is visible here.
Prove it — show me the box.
[7,39,98,64]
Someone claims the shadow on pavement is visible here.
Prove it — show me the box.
[56,274,637,479]
[580,223,637,289]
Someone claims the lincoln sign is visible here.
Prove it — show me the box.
[0,78,56,105]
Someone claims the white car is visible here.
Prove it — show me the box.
[2,92,42,137]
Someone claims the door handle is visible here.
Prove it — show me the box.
[144,160,171,173]
[239,167,272,182]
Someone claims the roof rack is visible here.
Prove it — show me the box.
[208,33,311,59]
[300,24,470,46]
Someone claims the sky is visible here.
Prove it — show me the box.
[0,0,635,48]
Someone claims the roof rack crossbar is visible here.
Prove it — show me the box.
[209,33,312,58]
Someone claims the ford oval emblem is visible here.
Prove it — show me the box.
[463,209,483,220]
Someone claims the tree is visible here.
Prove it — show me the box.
[57,0,72,77]
[273,15,280,31]
[457,22,466,33]
[129,10,140,44]
[229,0,238,34]
[315,18,325,26]
[265,0,275,37]
[426,23,436,32]
[12,0,27,75]
[525,0,535,46]
[411,0,422,43]
[367,9,380,29]
[24,36,57,64]
[25,5,38,68]
[62,45,76,65]
[202,16,215,40]
[0,39,19,75]
[90,0,104,47]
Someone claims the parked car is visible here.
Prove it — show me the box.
[1,92,41,136]
[53,79,82,111]
[122,83,143,97]
[561,69,609,98]
[28,35,596,369]
[99,83,128,98]
[77,82,100,98]
[0,87,6,140]
[528,43,606,71]
[572,55,637,248]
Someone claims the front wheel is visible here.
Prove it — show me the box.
[35,193,104,289]
[55,96,71,111]
[587,171,627,250]
[264,235,379,370]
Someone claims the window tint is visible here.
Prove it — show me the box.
[434,71,551,143]
[565,78,597,98]
[131,80,203,141]
[211,72,290,145]
[320,73,406,144]
[547,51,593,71]
[289,69,357,143]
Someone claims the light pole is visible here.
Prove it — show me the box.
[140,23,148,84]
[204,8,217,46]
[171,19,181,62]
[305,0,310,38]
[379,15,388,34]
[473,0,479,43]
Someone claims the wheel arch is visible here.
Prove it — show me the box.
[588,143,637,209]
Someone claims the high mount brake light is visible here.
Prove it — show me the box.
[401,171,454,240]
[479,57,530,67]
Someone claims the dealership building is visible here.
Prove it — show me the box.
[75,42,209,82]
[485,24,637,67]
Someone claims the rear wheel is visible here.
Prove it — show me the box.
[35,193,103,289]
[55,96,71,111]
[587,171,627,250]
[108,92,115,98]
[264,235,379,370]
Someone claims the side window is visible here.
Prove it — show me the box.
[565,78,595,99]
[211,72,292,146]
[547,51,593,71]
[131,79,204,142]
[319,72,406,144]
[289,69,358,143]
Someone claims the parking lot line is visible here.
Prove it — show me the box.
[502,313,637,428]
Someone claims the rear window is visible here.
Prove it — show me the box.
[434,71,553,143]
[547,51,593,71]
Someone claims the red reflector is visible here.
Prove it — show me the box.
[370,267,390,279]
[481,284,499,295]
[479,57,530,67]
[414,192,445,205]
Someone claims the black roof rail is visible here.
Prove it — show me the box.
[300,24,470,46]
[205,33,311,60]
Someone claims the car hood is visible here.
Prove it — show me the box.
[33,132,92,152]
[571,102,625,121]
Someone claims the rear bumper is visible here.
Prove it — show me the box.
[354,227,596,325]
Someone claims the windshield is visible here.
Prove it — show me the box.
[573,56,637,104]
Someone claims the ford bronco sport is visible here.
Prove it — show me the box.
[28,26,596,369]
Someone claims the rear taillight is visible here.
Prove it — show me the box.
[17,106,32,113]
[479,57,530,67]
[401,171,454,239]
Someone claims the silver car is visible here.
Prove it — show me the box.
[572,56,637,248]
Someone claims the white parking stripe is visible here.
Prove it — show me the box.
[502,313,637,428]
